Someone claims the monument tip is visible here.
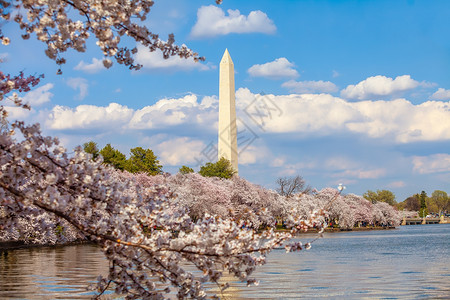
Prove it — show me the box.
[221,48,233,64]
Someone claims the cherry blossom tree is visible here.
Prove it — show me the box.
[345,193,373,226]
[0,0,208,72]
[1,118,322,298]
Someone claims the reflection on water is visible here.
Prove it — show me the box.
[0,244,112,299]
[1,224,449,299]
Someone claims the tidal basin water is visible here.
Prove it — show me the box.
[0,224,449,299]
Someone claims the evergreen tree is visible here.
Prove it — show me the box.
[179,165,194,174]
[83,141,99,160]
[419,191,428,218]
[199,157,236,179]
[127,147,163,175]
[100,144,127,170]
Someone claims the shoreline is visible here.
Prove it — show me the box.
[274,226,398,235]
[0,239,89,251]
[0,226,398,251]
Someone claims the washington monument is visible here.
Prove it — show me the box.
[218,49,238,174]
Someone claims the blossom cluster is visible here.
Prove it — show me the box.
[0,70,43,123]
[0,0,204,70]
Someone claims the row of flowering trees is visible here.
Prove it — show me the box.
[123,172,401,230]
[1,169,401,248]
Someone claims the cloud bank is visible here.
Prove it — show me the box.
[42,88,450,145]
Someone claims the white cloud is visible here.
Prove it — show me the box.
[46,103,133,130]
[74,58,105,74]
[332,70,340,78]
[22,83,54,106]
[324,156,360,171]
[3,105,33,120]
[282,80,338,93]
[430,88,450,100]
[134,44,212,71]
[235,88,450,143]
[155,137,206,166]
[237,90,358,135]
[67,77,89,100]
[333,168,387,179]
[412,154,450,174]
[129,94,217,130]
[277,161,317,177]
[43,94,219,133]
[347,98,450,143]
[190,5,276,38]
[341,75,419,100]
[271,157,285,167]
[387,181,406,188]
[278,168,297,176]
[239,145,268,165]
[248,58,298,79]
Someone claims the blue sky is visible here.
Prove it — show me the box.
[2,0,450,201]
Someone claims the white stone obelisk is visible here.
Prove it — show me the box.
[218,49,238,174]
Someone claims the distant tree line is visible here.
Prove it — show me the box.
[83,141,163,175]
[84,141,237,179]
[361,188,449,216]
[397,190,449,217]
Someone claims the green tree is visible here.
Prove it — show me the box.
[430,190,449,216]
[83,141,99,160]
[99,144,127,170]
[426,197,439,214]
[199,157,236,179]
[179,165,194,174]
[419,191,428,218]
[363,189,396,206]
[126,147,163,175]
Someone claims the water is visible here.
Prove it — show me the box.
[0,244,111,299]
[1,224,449,299]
